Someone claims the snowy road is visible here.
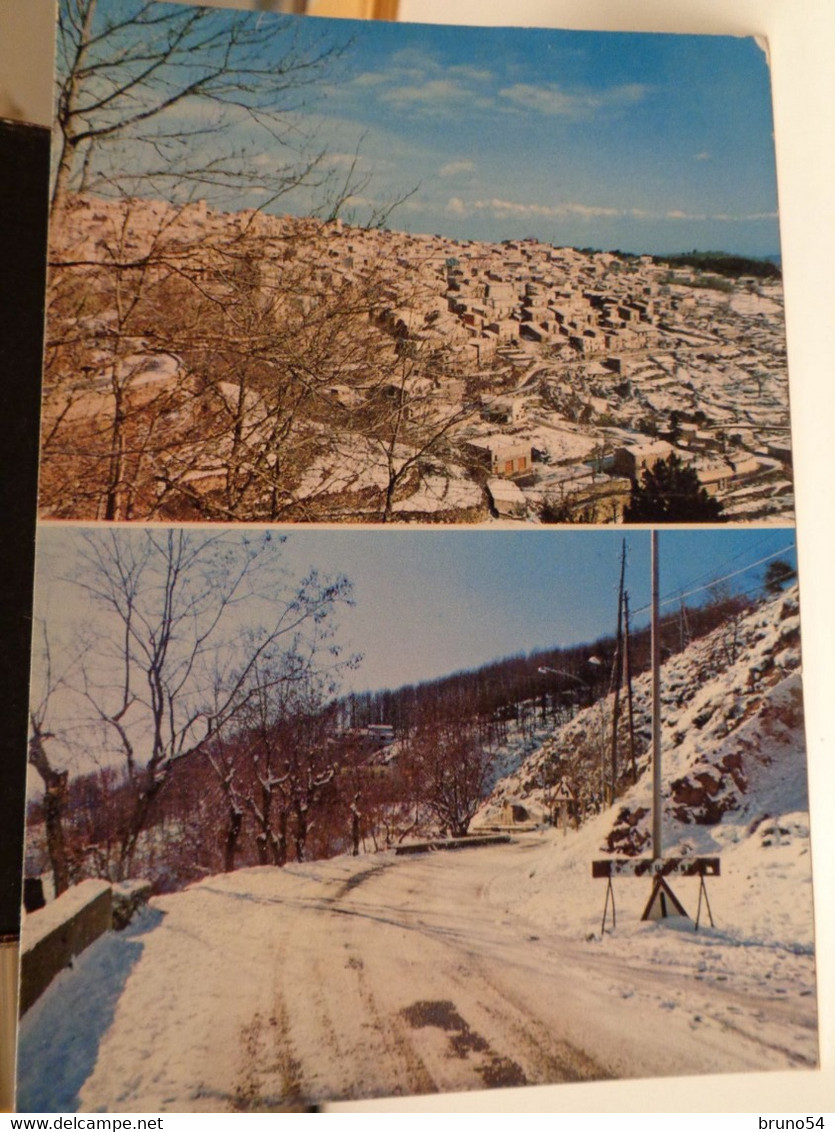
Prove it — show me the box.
[22,833,811,1112]
[16,587,817,1113]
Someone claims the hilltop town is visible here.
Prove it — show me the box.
[42,195,793,523]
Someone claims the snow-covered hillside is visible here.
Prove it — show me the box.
[471,585,814,988]
[480,586,805,859]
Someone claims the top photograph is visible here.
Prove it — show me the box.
[40,0,792,525]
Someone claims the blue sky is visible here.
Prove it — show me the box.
[35,526,796,698]
[266,15,779,255]
[76,3,781,257]
[274,527,797,692]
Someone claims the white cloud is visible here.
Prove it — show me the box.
[665,208,778,222]
[387,47,440,71]
[381,79,469,106]
[498,84,590,117]
[447,196,621,221]
[447,197,778,224]
[439,160,476,178]
[352,71,390,88]
[447,64,493,83]
[498,82,648,118]
[348,52,494,113]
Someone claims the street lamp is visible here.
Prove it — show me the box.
[536,666,590,687]
[536,667,594,711]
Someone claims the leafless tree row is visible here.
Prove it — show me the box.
[41,199,483,522]
[28,528,357,887]
[42,1,474,523]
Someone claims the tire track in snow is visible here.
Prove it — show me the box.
[394,939,608,1088]
[311,855,610,1096]
[225,922,309,1110]
[263,874,437,1105]
[349,950,438,1099]
[452,950,612,1085]
[229,1007,307,1112]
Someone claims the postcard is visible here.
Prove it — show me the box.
[13,0,819,1116]
[39,0,791,527]
[17,525,813,1110]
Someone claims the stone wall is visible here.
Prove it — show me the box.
[19,880,112,1015]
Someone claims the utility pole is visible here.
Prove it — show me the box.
[593,532,716,928]
[651,530,662,859]
[609,539,626,801]
[623,590,637,784]
[679,593,691,652]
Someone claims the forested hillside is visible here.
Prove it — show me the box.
[26,583,768,893]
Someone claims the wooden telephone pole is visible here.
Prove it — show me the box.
[623,591,638,784]
[608,539,626,802]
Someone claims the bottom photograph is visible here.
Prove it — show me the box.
[17,526,815,1111]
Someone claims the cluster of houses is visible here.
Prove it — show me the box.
[50,195,793,524]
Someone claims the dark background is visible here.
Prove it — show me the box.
[0,118,49,941]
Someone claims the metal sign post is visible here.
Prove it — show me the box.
[592,857,719,933]
[589,533,719,931]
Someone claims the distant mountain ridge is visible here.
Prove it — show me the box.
[651,250,782,279]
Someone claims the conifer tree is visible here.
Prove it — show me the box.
[623,452,724,523]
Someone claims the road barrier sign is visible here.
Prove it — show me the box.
[592,857,719,878]
[591,857,719,933]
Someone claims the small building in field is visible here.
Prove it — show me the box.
[466,435,532,478]
[486,477,527,519]
[612,439,673,480]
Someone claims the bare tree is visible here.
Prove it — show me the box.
[27,723,71,897]
[27,625,80,895]
[67,528,353,879]
[360,347,480,523]
[201,725,248,874]
[205,670,359,869]
[403,716,492,838]
[151,239,398,522]
[707,581,750,667]
[41,198,204,519]
[51,0,347,219]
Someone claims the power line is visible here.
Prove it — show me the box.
[631,543,796,616]
[656,531,787,606]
